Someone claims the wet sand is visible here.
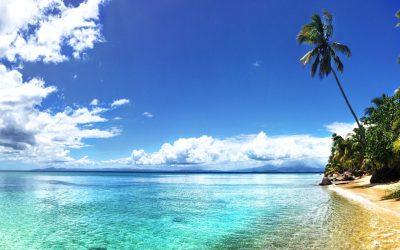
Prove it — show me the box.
[329,175,400,217]
[328,176,400,249]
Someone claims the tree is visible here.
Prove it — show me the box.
[363,94,400,169]
[325,132,364,175]
[297,11,364,137]
[364,94,388,117]
[325,91,400,182]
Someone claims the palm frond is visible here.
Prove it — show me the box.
[300,47,319,65]
[330,48,344,72]
[333,54,344,73]
[331,42,351,57]
[319,48,331,78]
[364,107,375,116]
[297,24,316,44]
[323,10,333,40]
[311,14,324,36]
[310,55,320,77]
[297,14,325,45]
[371,95,386,107]
[297,24,324,44]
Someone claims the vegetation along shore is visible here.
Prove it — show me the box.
[296,9,400,224]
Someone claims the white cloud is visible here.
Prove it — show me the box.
[0,0,106,63]
[0,1,352,170]
[142,112,153,118]
[73,74,78,80]
[111,98,130,107]
[31,121,350,169]
[0,0,122,167]
[126,131,331,170]
[90,98,99,106]
[252,61,261,67]
[325,122,356,137]
[0,65,120,164]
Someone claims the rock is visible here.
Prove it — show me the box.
[329,172,341,181]
[343,171,355,181]
[371,167,400,183]
[319,177,332,186]
[353,170,364,177]
[335,175,344,181]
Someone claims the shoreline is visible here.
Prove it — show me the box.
[329,175,400,217]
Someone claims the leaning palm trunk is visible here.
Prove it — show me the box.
[331,70,361,129]
[297,11,366,154]
[331,69,366,148]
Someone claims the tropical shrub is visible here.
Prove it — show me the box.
[325,91,400,182]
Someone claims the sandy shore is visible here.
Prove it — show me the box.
[329,175,400,217]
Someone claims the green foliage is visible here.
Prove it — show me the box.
[364,94,400,168]
[298,10,400,179]
[325,92,400,176]
[325,131,364,175]
[383,185,400,200]
[297,10,351,78]
[298,10,363,146]
[393,138,400,153]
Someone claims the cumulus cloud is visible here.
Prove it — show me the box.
[142,112,153,118]
[111,98,130,107]
[0,65,120,164]
[325,122,356,137]
[125,131,332,169]
[90,98,99,106]
[55,122,353,169]
[243,132,330,163]
[0,123,36,150]
[0,0,106,63]
[0,0,123,167]
[0,1,352,170]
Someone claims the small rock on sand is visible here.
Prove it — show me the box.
[319,177,332,186]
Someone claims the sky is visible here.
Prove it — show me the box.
[0,0,399,170]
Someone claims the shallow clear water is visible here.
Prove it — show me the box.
[0,172,399,249]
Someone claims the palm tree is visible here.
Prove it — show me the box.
[297,10,363,135]
[364,94,388,117]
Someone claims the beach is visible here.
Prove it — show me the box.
[330,175,400,217]
[326,176,400,249]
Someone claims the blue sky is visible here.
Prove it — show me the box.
[0,0,399,170]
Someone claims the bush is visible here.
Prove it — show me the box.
[383,185,400,200]
[325,92,400,183]
[371,167,400,183]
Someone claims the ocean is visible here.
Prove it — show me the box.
[0,172,399,249]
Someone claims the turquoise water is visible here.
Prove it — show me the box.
[0,172,399,249]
